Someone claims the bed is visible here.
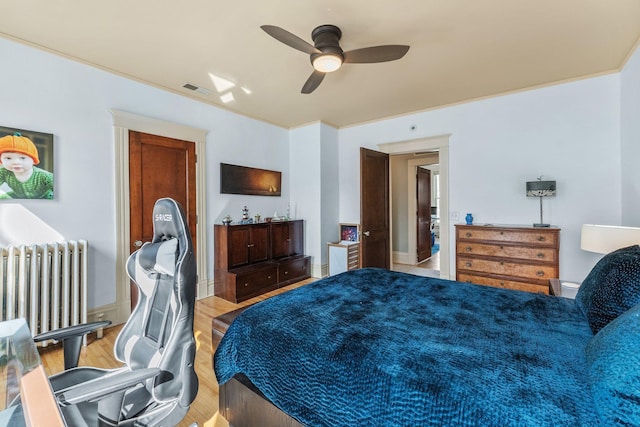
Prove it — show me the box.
[214,245,640,426]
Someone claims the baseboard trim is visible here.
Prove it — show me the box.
[392,251,413,265]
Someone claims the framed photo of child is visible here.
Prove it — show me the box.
[0,126,54,200]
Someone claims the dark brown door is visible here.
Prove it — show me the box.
[249,224,270,263]
[129,131,197,307]
[270,222,289,259]
[228,226,251,268]
[416,167,432,263]
[271,221,303,258]
[227,225,270,267]
[360,148,390,269]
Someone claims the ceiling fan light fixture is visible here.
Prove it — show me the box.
[312,54,343,73]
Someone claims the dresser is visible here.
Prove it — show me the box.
[327,241,360,276]
[214,220,310,303]
[455,224,560,294]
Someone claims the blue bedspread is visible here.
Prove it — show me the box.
[214,268,599,426]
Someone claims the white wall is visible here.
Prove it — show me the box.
[290,124,322,273]
[289,122,340,275]
[0,37,289,309]
[621,43,640,226]
[320,123,340,267]
[339,75,622,283]
[391,155,410,253]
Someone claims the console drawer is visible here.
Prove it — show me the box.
[456,242,557,263]
[278,256,310,284]
[457,256,557,282]
[235,266,278,300]
[457,273,549,294]
[457,227,558,246]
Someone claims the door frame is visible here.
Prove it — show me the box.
[111,110,208,325]
[378,134,451,279]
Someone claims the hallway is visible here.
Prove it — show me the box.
[392,249,440,278]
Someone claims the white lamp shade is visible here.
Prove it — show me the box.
[581,224,640,254]
[312,54,342,73]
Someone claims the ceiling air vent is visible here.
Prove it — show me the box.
[182,83,212,95]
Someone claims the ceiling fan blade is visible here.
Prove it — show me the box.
[343,45,410,63]
[301,70,325,94]
[261,25,321,55]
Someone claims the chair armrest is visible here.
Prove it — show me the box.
[34,320,112,342]
[34,320,112,370]
[56,368,160,406]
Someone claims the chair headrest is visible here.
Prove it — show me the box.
[151,198,190,246]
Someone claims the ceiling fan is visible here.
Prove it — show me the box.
[261,24,410,94]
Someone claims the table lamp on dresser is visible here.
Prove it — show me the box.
[526,177,556,227]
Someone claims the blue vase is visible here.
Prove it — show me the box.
[465,213,473,225]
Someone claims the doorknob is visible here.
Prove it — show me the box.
[363,231,371,237]
[134,240,143,247]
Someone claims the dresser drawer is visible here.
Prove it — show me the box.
[456,242,557,263]
[457,227,558,246]
[278,256,310,283]
[457,256,557,282]
[457,273,549,294]
[235,266,278,299]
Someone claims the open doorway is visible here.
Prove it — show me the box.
[377,134,451,280]
[390,152,440,277]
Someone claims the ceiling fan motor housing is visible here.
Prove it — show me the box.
[310,24,344,63]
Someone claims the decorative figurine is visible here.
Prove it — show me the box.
[222,214,232,225]
[242,206,249,220]
[255,214,261,223]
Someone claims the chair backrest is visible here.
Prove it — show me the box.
[116,198,198,404]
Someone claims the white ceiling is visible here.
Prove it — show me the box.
[2,0,639,128]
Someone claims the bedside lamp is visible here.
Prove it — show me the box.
[526,178,556,227]
[581,224,640,254]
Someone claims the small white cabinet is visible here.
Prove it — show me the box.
[327,241,360,276]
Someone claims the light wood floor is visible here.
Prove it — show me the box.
[39,278,315,427]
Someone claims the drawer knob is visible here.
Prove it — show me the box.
[465,232,472,238]
[538,236,546,242]
[500,262,504,266]
[465,246,472,252]
[536,271,545,277]
[268,275,272,279]
[500,231,504,235]
[537,253,545,258]
[499,245,504,250]
[284,271,288,275]
[465,261,472,267]
[244,283,249,287]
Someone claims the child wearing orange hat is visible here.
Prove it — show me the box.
[0,132,53,199]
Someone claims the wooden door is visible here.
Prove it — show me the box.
[270,222,290,259]
[360,148,390,269]
[416,167,432,263]
[249,224,270,263]
[289,220,304,256]
[228,226,250,268]
[129,130,197,307]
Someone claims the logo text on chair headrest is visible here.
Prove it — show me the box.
[155,213,173,222]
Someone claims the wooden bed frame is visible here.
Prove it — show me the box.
[214,308,302,427]
[219,374,303,427]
